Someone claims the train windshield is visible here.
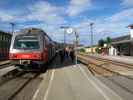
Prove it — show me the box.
[14,36,40,49]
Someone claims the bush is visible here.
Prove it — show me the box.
[95,47,101,53]
[80,48,85,52]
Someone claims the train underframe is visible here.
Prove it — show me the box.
[11,59,47,71]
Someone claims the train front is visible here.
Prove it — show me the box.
[9,33,43,71]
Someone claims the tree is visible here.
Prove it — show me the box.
[80,48,85,52]
[105,37,112,47]
[95,47,101,53]
[98,39,105,47]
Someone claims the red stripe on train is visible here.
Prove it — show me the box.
[9,53,42,60]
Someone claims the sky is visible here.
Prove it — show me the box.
[0,0,133,45]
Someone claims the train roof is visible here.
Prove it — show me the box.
[14,28,53,41]
[20,28,47,35]
[14,28,47,36]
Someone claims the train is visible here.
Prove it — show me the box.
[9,28,56,71]
[0,31,12,60]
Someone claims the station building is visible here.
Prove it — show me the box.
[0,31,12,59]
[109,24,133,56]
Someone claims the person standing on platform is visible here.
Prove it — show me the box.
[70,47,75,63]
[59,48,65,63]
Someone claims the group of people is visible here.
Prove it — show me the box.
[59,46,75,63]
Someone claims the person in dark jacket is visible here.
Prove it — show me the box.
[70,48,75,63]
[59,49,65,63]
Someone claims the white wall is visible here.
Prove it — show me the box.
[109,46,117,56]
[130,29,133,38]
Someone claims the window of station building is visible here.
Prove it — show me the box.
[0,35,3,41]
[7,36,10,42]
[3,35,6,41]
[4,36,6,41]
[2,35,4,41]
[0,42,1,48]
[6,36,8,41]
[5,35,8,41]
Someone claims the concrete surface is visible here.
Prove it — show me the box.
[1,54,132,100]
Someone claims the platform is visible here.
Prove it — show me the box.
[32,55,122,100]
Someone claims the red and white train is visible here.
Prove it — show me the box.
[9,28,56,71]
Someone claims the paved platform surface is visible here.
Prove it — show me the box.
[32,56,122,100]
[97,75,133,100]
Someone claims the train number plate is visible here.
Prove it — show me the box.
[20,60,31,64]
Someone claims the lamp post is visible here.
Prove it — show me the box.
[60,26,69,47]
[90,23,94,53]
[10,22,15,35]
[74,30,79,65]
[66,27,79,65]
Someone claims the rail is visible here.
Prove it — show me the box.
[77,53,133,80]
[78,53,133,69]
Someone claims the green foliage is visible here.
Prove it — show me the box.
[80,48,85,52]
[95,47,101,53]
[106,37,112,44]
[98,37,112,48]
[98,39,105,47]
[105,37,112,47]
[86,46,90,48]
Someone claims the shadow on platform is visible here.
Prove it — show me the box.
[47,53,80,70]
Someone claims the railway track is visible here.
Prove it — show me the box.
[0,61,12,69]
[0,53,57,100]
[77,53,133,76]
[0,62,45,100]
[0,68,42,100]
[8,73,41,100]
[80,53,133,69]
[77,53,133,95]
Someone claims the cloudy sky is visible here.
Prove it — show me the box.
[0,0,133,45]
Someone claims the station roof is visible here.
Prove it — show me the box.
[111,35,132,45]
[128,24,133,28]
[0,30,12,36]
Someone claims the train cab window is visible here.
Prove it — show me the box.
[14,36,40,49]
